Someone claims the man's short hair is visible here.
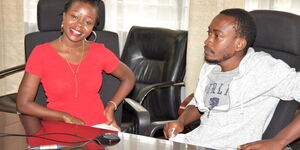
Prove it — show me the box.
[220,8,256,52]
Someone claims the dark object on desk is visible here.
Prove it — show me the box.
[120,26,188,135]
[95,133,120,146]
[0,0,122,135]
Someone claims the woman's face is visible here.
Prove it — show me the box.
[62,1,97,42]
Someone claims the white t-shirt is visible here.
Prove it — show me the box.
[204,66,239,114]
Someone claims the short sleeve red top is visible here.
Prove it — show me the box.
[25,42,120,126]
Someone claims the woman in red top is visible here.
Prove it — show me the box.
[16,0,135,134]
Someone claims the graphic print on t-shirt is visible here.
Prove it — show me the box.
[203,66,239,111]
[204,82,230,110]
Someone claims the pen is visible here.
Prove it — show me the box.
[170,128,175,138]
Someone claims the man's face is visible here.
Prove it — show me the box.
[204,14,241,64]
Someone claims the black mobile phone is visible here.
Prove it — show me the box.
[95,133,121,146]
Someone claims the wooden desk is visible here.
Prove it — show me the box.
[26,120,211,150]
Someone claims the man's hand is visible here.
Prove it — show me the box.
[163,120,184,139]
[238,139,286,150]
[163,105,201,139]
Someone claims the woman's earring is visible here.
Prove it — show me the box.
[60,24,64,32]
[86,31,97,42]
[91,31,97,42]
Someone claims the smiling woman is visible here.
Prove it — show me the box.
[16,0,135,135]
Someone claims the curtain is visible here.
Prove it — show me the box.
[0,0,25,95]
[102,0,190,54]
[24,0,39,34]
[245,0,300,15]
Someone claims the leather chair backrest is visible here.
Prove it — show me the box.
[25,0,122,124]
[121,26,188,121]
[250,10,300,139]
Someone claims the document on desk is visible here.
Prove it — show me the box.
[169,133,187,144]
[92,123,120,132]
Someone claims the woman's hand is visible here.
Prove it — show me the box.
[104,104,121,131]
[62,113,86,126]
[238,139,286,150]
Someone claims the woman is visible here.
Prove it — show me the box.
[16,0,135,134]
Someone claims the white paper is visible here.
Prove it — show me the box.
[169,133,187,143]
[92,123,120,131]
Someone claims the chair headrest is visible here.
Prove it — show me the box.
[250,10,300,56]
[37,0,105,32]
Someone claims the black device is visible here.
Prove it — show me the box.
[94,133,121,146]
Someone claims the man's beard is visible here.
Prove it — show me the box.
[204,53,233,64]
[205,57,220,64]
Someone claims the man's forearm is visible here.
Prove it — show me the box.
[273,112,300,147]
[178,105,202,126]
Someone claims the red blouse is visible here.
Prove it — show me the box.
[25,42,120,126]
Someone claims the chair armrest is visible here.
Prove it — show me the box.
[0,64,25,114]
[0,64,25,79]
[136,81,185,104]
[0,93,17,113]
[123,98,151,134]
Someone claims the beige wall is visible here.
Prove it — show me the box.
[185,0,245,96]
[0,0,25,96]
[0,1,26,149]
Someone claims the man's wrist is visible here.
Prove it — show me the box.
[274,137,290,148]
[177,117,185,126]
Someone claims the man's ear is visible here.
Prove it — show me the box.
[235,38,247,52]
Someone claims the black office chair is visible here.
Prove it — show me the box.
[121,26,188,135]
[250,10,300,146]
[0,0,122,134]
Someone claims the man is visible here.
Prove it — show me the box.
[163,8,300,149]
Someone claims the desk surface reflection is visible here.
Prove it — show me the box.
[107,132,214,150]
[26,120,213,150]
